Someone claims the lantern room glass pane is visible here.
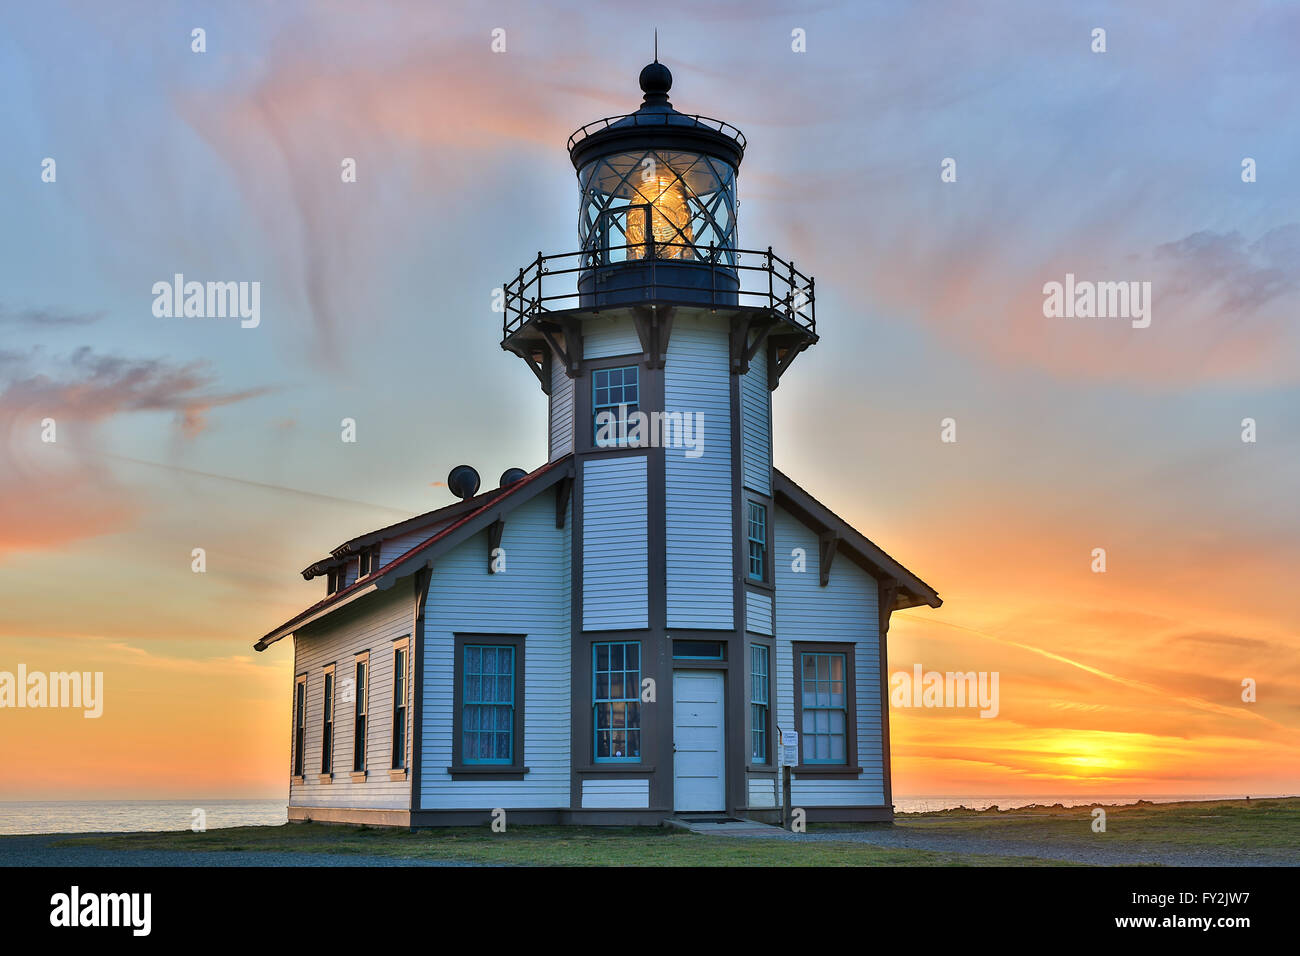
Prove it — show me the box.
[579,150,737,265]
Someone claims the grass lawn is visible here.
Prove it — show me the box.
[50,797,1296,866]
[892,796,1300,855]
[56,823,1054,866]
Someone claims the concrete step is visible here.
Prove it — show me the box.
[667,816,789,836]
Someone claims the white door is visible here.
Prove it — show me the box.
[673,671,726,812]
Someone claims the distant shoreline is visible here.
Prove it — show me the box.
[898,794,1299,815]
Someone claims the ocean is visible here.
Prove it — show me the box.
[0,800,288,835]
[0,794,1277,834]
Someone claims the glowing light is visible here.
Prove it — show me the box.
[625,174,693,259]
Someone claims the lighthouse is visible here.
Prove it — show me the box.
[256,61,939,827]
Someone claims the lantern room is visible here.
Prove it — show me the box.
[501,58,818,390]
[568,60,745,307]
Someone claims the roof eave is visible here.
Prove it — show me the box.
[771,468,941,609]
[254,578,386,651]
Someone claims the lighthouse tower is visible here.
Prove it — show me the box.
[502,61,819,814]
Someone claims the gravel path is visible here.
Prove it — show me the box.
[0,834,478,867]
[704,822,1291,866]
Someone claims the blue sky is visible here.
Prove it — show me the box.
[1,0,1297,797]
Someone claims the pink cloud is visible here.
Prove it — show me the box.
[0,347,268,556]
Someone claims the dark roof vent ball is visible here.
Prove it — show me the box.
[499,468,528,488]
[639,61,672,105]
[446,465,481,500]
[639,61,672,95]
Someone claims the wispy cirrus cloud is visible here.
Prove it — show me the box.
[0,346,270,437]
[0,306,106,327]
[0,347,270,556]
[177,35,595,368]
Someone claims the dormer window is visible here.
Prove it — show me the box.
[358,544,382,578]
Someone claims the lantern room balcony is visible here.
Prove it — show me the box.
[500,244,818,388]
[501,244,815,338]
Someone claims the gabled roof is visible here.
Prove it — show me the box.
[255,456,934,653]
[254,456,574,651]
[773,469,941,611]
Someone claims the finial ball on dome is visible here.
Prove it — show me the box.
[639,61,672,96]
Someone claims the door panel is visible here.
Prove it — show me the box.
[673,671,725,812]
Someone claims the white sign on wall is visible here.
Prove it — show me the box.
[781,730,799,767]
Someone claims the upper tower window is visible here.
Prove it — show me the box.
[592,365,640,447]
[747,502,768,581]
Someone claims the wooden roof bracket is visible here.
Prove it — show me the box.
[555,475,573,529]
[631,305,674,369]
[507,341,548,392]
[557,317,583,376]
[879,580,901,637]
[818,530,839,587]
[487,518,505,574]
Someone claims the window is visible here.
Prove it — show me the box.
[452,635,525,774]
[321,666,335,776]
[352,653,369,775]
[747,502,767,581]
[359,544,382,577]
[392,641,408,772]
[800,651,848,764]
[673,640,723,660]
[593,641,641,761]
[751,645,769,763]
[292,675,306,779]
[592,365,639,447]
[461,645,515,764]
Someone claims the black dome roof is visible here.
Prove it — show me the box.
[567,62,746,170]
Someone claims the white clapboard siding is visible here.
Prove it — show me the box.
[550,356,576,459]
[746,589,774,636]
[774,507,885,807]
[290,586,412,809]
[581,778,650,809]
[747,775,778,808]
[582,455,649,630]
[583,315,642,359]
[740,349,771,496]
[421,491,572,809]
[665,316,734,629]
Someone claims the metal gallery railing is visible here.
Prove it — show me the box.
[501,242,815,339]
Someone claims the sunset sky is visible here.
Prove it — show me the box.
[1,0,1297,801]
